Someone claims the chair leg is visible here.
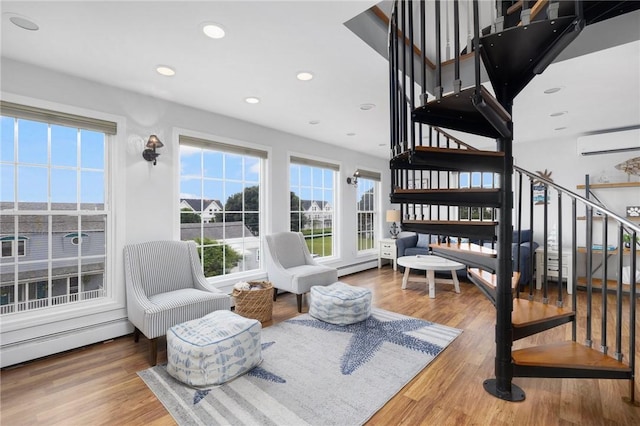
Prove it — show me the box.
[296,294,303,313]
[149,338,158,366]
[133,327,140,343]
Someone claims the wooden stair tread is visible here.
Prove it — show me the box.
[405,220,497,226]
[512,341,630,371]
[512,298,574,328]
[413,146,504,157]
[391,188,502,208]
[430,242,497,258]
[394,188,500,194]
[468,268,520,290]
[411,86,511,139]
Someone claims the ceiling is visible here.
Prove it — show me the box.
[1,1,639,158]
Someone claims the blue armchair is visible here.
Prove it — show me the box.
[396,230,538,286]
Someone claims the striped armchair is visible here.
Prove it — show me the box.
[124,240,231,365]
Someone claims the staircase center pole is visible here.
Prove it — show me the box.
[483,92,525,402]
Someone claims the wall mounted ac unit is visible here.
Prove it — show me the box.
[577,128,640,156]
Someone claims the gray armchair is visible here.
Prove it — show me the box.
[124,240,231,365]
[264,232,338,312]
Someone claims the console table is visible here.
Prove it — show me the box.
[378,238,397,270]
[535,247,573,294]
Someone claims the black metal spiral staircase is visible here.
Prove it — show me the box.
[387,0,638,403]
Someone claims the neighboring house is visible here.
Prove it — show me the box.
[0,203,105,314]
[300,200,333,229]
[180,221,260,272]
[179,198,223,223]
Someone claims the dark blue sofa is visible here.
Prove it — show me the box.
[395,230,538,286]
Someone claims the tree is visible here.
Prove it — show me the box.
[357,188,374,211]
[290,191,308,232]
[221,186,260,235]
[214,186,308,233]
[195,237,241,277]
[180,208,201,224]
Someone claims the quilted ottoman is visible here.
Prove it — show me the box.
[309,281,372,325]
[166,310,262,387]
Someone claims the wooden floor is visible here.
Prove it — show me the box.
[2,267,639,425]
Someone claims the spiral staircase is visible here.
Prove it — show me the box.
[387,0,638,403]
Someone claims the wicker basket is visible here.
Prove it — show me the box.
[232,281,274,323]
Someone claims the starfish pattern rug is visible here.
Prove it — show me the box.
[138,308,462,426]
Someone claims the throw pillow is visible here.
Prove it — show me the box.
[416,233,430,248]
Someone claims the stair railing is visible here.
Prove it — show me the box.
[514,165,638,402]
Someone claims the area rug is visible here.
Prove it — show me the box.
[138,308,462,426]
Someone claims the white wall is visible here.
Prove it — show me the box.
[513,134,640,278]
[0,59,390,366]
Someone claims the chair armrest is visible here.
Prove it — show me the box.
[193,273,229,296]
[395,234,417,257]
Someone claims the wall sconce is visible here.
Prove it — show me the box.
[142,135,163,166]
[386,209,401,239]
[346,170,360,186]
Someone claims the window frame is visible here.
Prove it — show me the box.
[289,155,338,260]
[0,101,116,318]
[0,237,27,258]
[355,176,380,254]
[177,133,268,282]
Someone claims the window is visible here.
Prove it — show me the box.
[290,157,337,258]
[355,170,381,252]
[0,236,27,257]
[0,101,114,315]
[179,135,266,278]
[458,172,497,221]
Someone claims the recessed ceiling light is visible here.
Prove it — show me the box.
[202,23,225,39]
[245,97,260,104]
[544,87,562,94]
[554,127,567,131]
[9,15,39,31]
[156,65,176,76]
[309,120,320,125]
[297,72,314,81]
[550,111,568,117]
[346,133,356,136]
[360,103,376,111]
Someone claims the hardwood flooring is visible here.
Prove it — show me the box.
[2,267,639,425]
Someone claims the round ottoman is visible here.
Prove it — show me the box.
[166,310,262,387]
[309,281,372,325]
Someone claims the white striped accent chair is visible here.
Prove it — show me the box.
[264,232,338,313]
[124,240,231,365]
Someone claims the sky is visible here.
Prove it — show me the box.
[1,117,493,209]
[1,117,105,205]
[180,145,338,207]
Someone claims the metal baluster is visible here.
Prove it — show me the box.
[615,224,624,361]
[601,214,608,355]
[528,178,535,300]
[435,0,443,99]
[453,0,461,93]
[571,198,577,341]
[408,1,415,152]
[543,184,548,303]
[585,205,593,348]
[557,191,563,306]
[420,0,427,106]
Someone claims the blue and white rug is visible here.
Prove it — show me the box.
[138,308,462,426]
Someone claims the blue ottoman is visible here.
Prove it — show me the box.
[166,310,262,387]
[309,281,372,325]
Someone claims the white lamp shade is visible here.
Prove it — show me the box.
[386,209,401,222]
